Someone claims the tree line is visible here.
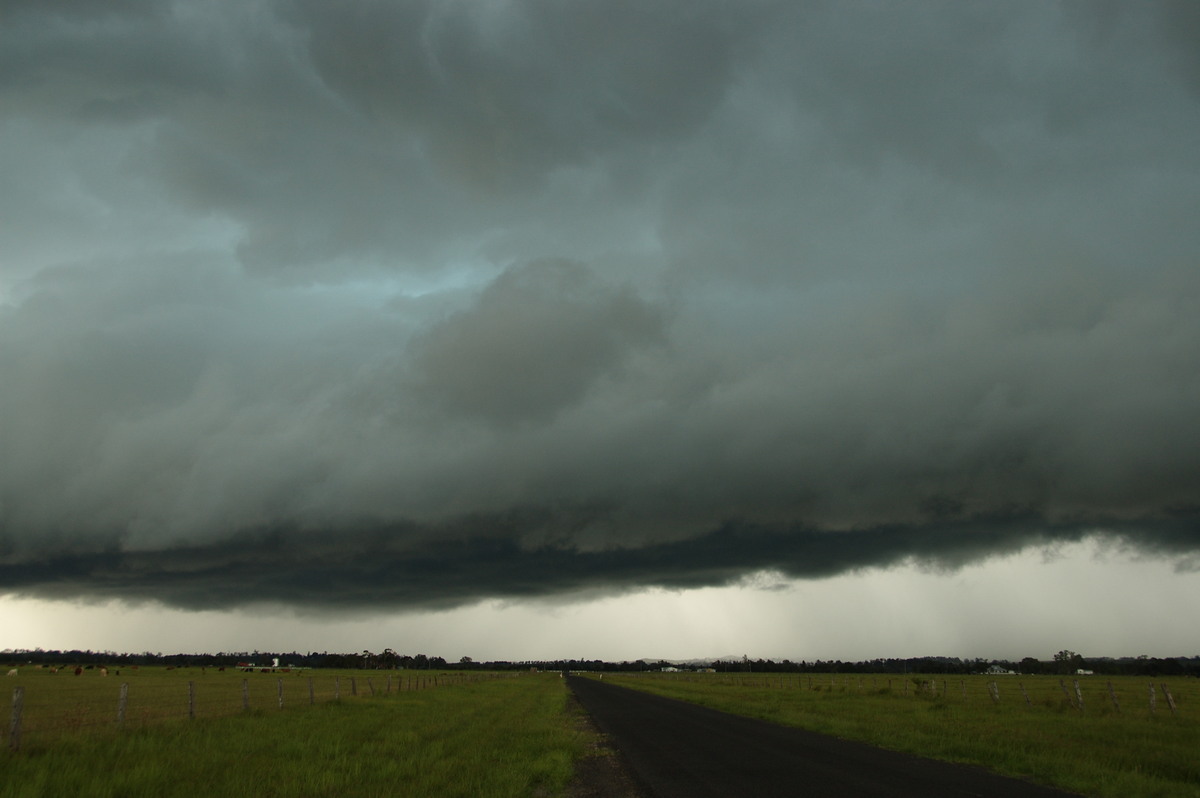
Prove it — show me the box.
[4,648,1197,677]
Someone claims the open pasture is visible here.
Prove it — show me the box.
[1,672,583,798]
[5,664,496,751]
[593,671,1200,798]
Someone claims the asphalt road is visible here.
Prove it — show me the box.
[567,676,1081,798]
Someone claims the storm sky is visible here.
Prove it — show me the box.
[2,0,1199,661]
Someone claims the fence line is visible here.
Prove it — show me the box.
[7,670,513,752]
[616,671,1188,722]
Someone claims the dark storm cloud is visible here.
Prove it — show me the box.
[409,259,664,424]
[291,0,775,195]
[4,512,1195,610]
[2,1,1199,610]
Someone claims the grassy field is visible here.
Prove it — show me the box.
[589,671,1200,798]
[10,665,1197,797]
[1,669,586,798]
[3,665,492,748]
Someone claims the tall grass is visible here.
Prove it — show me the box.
[1,673,585,798]
[592,672,1200,798]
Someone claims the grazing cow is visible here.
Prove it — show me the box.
[99,667,108,676]
[5,669,16,677]
[74,667,83,676]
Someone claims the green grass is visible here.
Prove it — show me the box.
[1,673,586,798]
[591,672,1200,798]
[3,666,482,744]
[12,666,1193,797]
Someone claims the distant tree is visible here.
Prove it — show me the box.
[1052,650,1084,674]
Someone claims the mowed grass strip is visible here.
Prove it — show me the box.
[593,673,1200,798]
[2,674,585,798]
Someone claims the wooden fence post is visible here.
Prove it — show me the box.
[350,677,357,697]
[334,676,341,701]
[1019,682,1031,707]
[1060,679,1076,710]
[1073,680,1084,713]
[242,679,249,711]
[1107,681,1120,713]
[1161,684,1177,716]
[277,679,284,710]
[367,678,375,696]
[9,686,23,752]
[188,681,195,720]
[1148,682,1157,715]
[308,677,315,705]
[117,683,129,726]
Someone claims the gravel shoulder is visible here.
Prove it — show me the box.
[561,691,648,798]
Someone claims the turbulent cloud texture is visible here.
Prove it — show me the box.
[2,0,1198,610]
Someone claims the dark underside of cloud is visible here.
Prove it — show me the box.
[2,1,1199,611]
[3,512,1198,611]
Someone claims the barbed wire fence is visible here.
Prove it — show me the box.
[7,669,514,752]
[618,671,1187,719]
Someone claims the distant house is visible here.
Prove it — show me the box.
[1076,669,1094,675]
[661,666,680,672]
[985,665,1015,675]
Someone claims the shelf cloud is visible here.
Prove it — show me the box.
[2,0,1198,613]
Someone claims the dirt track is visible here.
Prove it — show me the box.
[567,676,1081,798]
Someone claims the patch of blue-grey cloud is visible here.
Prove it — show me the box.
[1,0,1198,611]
